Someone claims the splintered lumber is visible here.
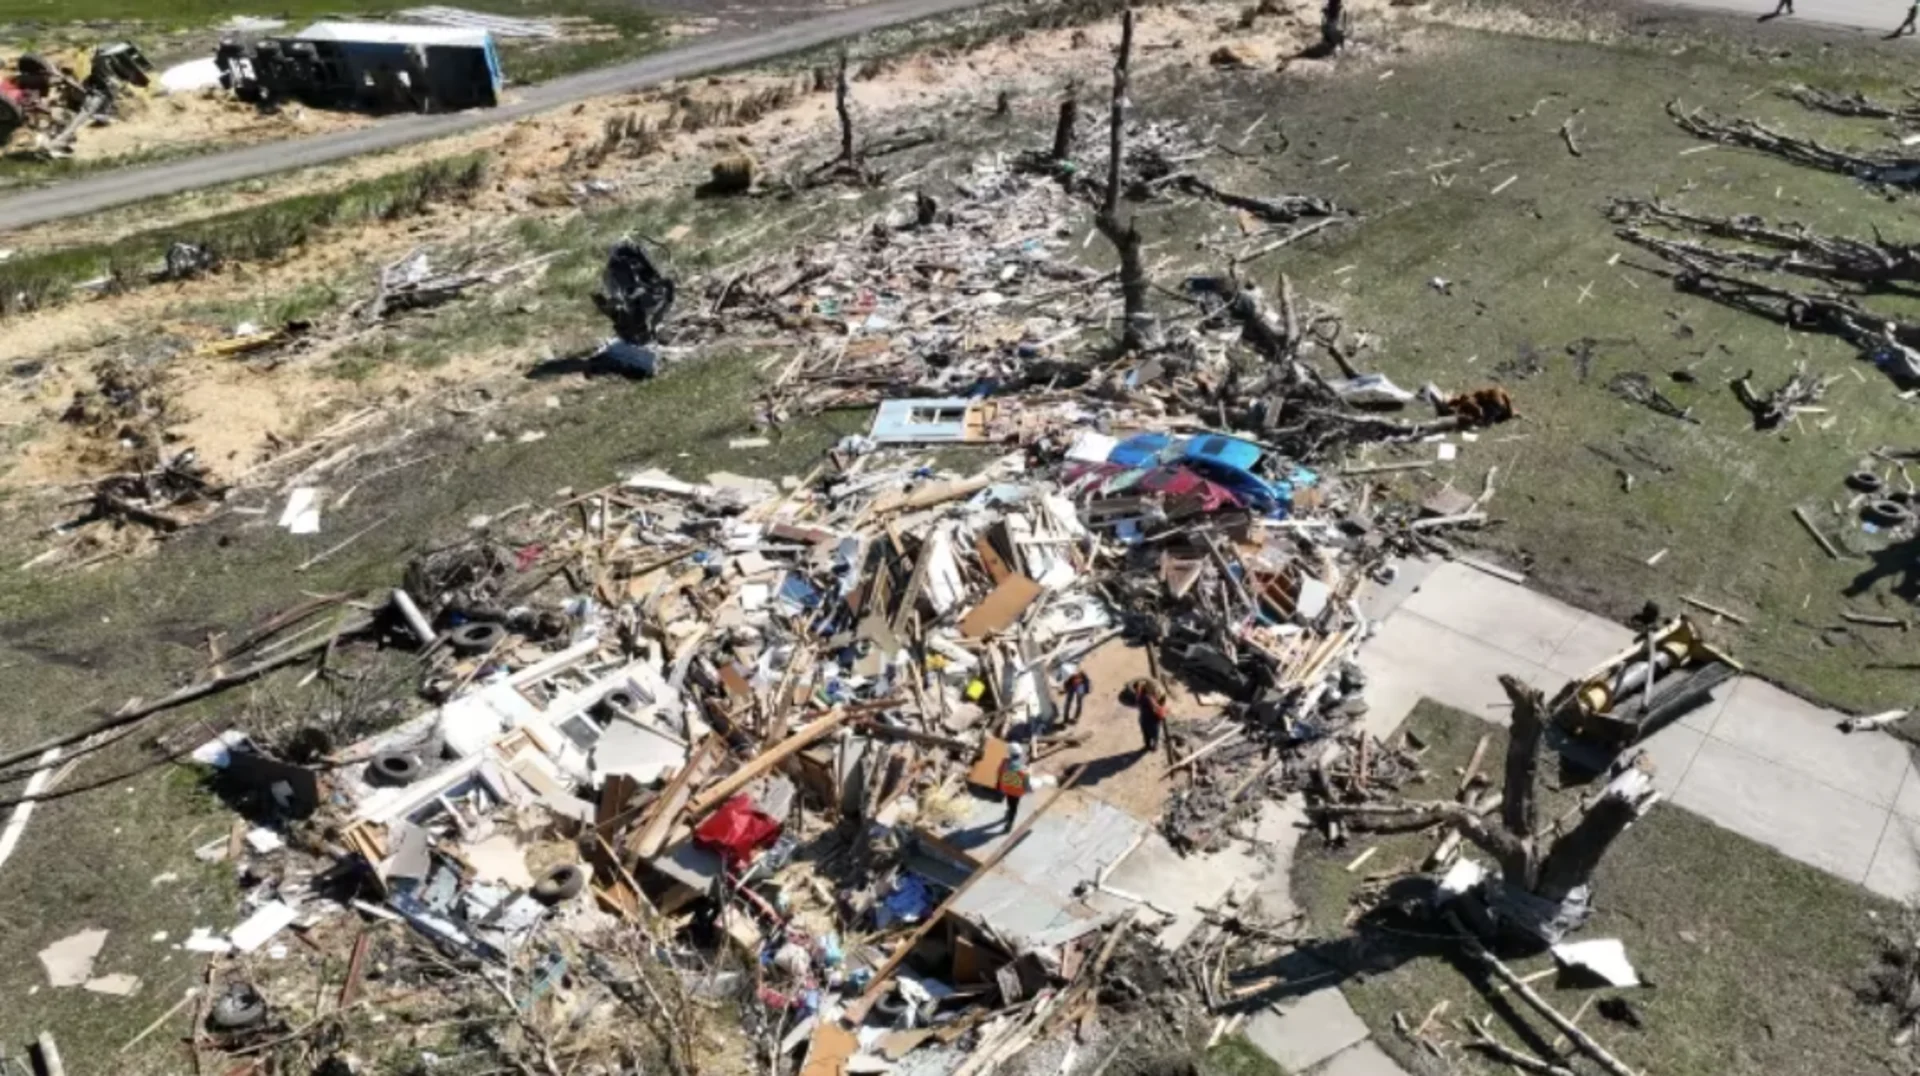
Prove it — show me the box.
[844,765,1086,1024]
[688,707,859,818]
[1460,934,1638,1076]
[629,737,716,861]
[1681,594,1749,625]
[1793,506,1843,560]
[1457,733,1492,794]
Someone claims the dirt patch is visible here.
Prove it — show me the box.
[1041,637,1222,823]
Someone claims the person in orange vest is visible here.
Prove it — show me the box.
[1060,667,1092,726]
[997,743,1031,832]
[1129,678,1168,753]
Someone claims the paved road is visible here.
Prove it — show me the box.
[0,0,990,233]
[1652,0,1914,32]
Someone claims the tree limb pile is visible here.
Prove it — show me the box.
[1612,197,1920,288]
[1783,82,1920,125]
[1668,99,1920,189]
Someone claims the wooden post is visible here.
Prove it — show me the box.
[1051,92,1078,162]
[686,707,860,819]
[835,52,855,165]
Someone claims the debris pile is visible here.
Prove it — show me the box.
[0,41,153,158]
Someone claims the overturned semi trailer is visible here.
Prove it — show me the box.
[217,21,501,114]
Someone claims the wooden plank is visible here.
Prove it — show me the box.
[687,708,860,819]
[843,765,1086,1026]
[800,1023,858,1076]
[629,738,715,862]
[959,574,1043,638]
[967,736,1009,792]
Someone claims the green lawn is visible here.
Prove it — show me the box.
[1292,701,1902,1076]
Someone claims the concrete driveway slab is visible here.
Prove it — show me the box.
[1095,832,1261,950]
[1711,678,1908,807]
[1867,816,1920,902]
[1355,611,1552,731]
[1896,764,1920,822]
[1242,983,1370,1072]
[1311,1040,1409,1076]
[1356,557,1441,625]
[1672,738,1891,883]
[1680,677,1738,735]
[1545,613,1635,681]
[1635,723,1707,797]
[1400,562,1584,666]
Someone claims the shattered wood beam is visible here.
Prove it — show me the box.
[687,705,870,818]
[1498,675,1544,861]
[844,764,1086,1025]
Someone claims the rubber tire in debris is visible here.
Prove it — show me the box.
[1848,471,1886,494]
[602,689,637,713]
[532,864,586,905]
[209,988,267,1031]
[369,752,422,786]
[449,621,506,655]
[1865,499,1915,526]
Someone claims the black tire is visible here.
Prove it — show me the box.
[1848,471,1886,494]
[208,987,266,1031]
[531,864,586,905]
[368,752,421,786]
[602,689,637,713]
[448,621,506,655]
[1865,499,1915,527]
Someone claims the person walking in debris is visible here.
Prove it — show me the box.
[1060,667,1091,726]
[1128,677,1169,753]
[996,744,1031,832]
[1894,0,1920,36]
[1758,0,1792,20]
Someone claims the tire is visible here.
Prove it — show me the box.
[531,864,586,905]
[208,987,266,1031]
[448,621,506,655]
[601,689,637,714]
[1848,471,1886,494]
[1865,499,1915,527]
[368,752,421,787]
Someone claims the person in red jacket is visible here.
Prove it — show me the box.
[1129,678,1169,752]
[997,744,1031,832]
[1061,668,1091,726]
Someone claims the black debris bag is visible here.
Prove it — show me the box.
[594,238,676,345]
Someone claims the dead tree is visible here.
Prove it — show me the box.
[1094,10,1150,354]
[1783,82,1920,125]
[1321,675,1661,942]
[836,52,855,166]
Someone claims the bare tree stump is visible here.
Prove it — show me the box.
[1095,10,1149,354]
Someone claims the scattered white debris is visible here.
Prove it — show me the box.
[1551,938,1640,987]
[38,928,110,987]
[229,902,298,953]
[280,487,322,535]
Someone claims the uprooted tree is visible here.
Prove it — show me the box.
[1318,675,1660,942]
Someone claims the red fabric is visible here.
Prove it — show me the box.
[694,795,783,869]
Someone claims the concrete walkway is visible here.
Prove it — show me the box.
[1355,558,1920,902]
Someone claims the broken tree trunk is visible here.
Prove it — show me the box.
[836,52,855,165]
[1498,675,1543,880]
[1533,754,1660,901]
[1320,0,1348,53]
[1613,196,1920,288]
[1094,9,1149,354]
[1051,90,1078,163]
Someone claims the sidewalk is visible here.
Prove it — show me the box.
[1355,559,1920,902]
